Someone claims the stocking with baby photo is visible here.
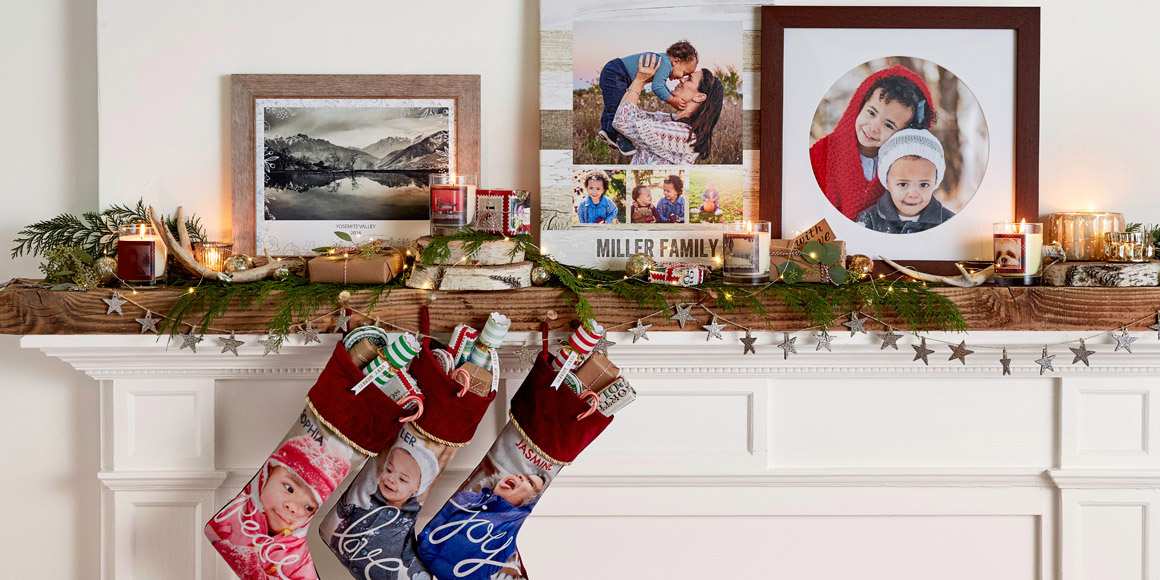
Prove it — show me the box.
[417,335,635,580]
[205,338,422,580]
[321,322,504,580]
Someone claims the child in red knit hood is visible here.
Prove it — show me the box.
[810,65,935,220]
[206,434,352,580]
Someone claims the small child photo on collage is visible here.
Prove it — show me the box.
[686,167,744,224]
[628,169,688,224]
[572,169,626,225]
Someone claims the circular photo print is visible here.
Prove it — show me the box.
[809,56,989,234]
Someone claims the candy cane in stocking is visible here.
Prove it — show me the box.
[417,339,634,580]
[320,314,509,580]
[204,340,421,580]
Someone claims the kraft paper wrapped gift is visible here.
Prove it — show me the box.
[307,249,405,284]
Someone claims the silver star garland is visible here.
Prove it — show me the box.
[628,320,653,343]
[1112,329,1138,353]
[843,312,867,336]
[259,334,285,356]
[815,329,834,352]
[1069,338,1095,366]
[218,333,245,356]
[999,348,1013,376]
[593,335,617,354]
[948,341,974,365]
[179,329,204,353]
[297,321,321,345]
[912,337,935,365]
[776,332,797,360]
[740,330,757,355]
[135,311,159,334]
[879,330,903,351]
[1035,347,1056,375]
[670,304,695,329]
[702,316,726,341]
[334,309,351,333]
[102,292,127,316]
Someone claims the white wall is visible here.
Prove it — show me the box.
[0,0,101,577]
[6,0,1160,577]
[96,0,541,242]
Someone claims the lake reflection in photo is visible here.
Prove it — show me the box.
[264,171,431,221]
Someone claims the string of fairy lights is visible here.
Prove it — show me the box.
[98,283,1160,374]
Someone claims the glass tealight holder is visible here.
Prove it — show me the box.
[722,221,772,285]
[193,242,233,272]
[116,222,167,284]
[1103,231,1154,262]
[429,174,477,236]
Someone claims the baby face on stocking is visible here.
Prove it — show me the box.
[378,447,422,507]
[493,473,545,507]
[261,465,319,534]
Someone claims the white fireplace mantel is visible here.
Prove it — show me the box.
[24,330,1160,579]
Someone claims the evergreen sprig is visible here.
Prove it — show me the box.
[11,199,207,259]
[162,275,403,336]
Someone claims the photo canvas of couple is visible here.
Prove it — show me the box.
[540,3,755,269]
[809,56,989,235]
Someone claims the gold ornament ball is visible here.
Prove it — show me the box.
[94,256,117,284]
[337,290,353,303]
[530,266,552,286]
[847,254,874,278]
[223,254,254,274]
[625,253,655,278]
[273,266,291,280]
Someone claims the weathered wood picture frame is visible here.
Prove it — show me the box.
[231,74,480,255]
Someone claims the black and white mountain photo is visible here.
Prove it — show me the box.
[262,104,451,221]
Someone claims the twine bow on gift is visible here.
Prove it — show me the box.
[771,247,832,283]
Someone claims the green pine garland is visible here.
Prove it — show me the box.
[10,199,206,259]
[159,230,965,335]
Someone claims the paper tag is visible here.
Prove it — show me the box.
[596,377,637,416]
[550,351,579,390]
[792,219,836,248]
[351,359,392,394]
[488,351,501,392]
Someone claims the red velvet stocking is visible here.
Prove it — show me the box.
[320,340,498,579]
[204,342,413,580]
[416,353,615,580]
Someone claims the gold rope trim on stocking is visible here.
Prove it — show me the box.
[508,413,571,467]
[409,422,470,449]
[305,397,378,458]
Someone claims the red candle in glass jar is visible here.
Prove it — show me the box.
[429,174,476,235]
[116,223,167,283]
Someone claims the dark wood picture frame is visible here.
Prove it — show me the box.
[230,74,481,255]
[760,6,1040,268]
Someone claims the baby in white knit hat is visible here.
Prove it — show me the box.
[856,128,955,234]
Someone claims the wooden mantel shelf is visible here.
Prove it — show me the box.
[4,283,1160,335]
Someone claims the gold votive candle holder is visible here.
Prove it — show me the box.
[1103,232,1154,262]
[193,242,233,272]
[1047,211,1125,261]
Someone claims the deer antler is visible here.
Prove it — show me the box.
[147,206,298,283]
[881,257,995,288]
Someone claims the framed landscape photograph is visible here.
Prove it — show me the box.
[760,6,1039,264]
[231,74,480,255]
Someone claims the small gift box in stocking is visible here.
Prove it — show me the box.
[204,342,419,580]
[417,353,626,580]
[320,340,499,580]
